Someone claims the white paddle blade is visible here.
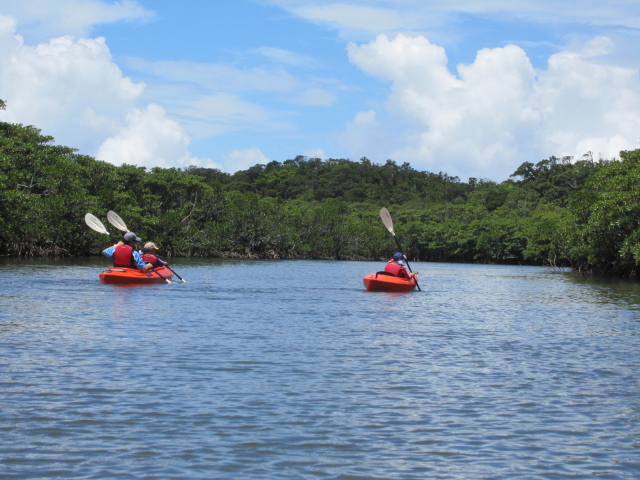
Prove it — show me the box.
[107,211,129,232]
[379,208,395,235]
[85,213,109,235]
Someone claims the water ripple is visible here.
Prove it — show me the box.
[1,259,639,479]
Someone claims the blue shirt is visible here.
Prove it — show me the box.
[103,246,147,269]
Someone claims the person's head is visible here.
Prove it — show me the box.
[123,231,141,245]
[143,242,158,254]
[392,252,405,264]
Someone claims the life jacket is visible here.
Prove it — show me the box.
[141,253,160,267]
[384,261,410,280]
[113,244,135,268]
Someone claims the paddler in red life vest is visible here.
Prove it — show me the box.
[140,242,167,268]
[384,252,418,281]
[102,231,153,271]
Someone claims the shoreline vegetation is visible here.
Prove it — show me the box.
[1,118,639,279]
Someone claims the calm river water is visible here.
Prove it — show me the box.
[1,258,639,479]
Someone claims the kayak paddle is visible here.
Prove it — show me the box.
[107,210,129,233]
[107,210,188,283]
[379,207,421,291]
[151,267,176,284]
[85,213,116,240]
[164,266,187,283]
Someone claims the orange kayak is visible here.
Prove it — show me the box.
[363,272,417,292]
[99,266,174,285]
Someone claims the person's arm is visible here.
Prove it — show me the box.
[102,241,124,257]
[156,257,166,267]
[401,255,417,279]
[400,266,408,279]
[133,251,152,271]
[400,266,416,280]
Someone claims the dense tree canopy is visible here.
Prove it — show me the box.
[1,119,638,278]
[187,156,471,205]
[568,149,640,277]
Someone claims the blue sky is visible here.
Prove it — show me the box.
[1,0,639,181]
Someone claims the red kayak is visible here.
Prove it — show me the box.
[363,272,417,292]
[99,266,174,285]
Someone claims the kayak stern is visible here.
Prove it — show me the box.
[362,272,417,292]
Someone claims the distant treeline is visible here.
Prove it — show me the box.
[1,120,639,278]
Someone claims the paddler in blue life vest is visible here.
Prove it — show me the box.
[140,242,167,268]
[102,231,153,271]
[384,252,418,281]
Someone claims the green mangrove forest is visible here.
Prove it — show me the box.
[1,118,639,279]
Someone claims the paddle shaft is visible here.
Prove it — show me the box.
[145,254,186,283]
[165,265,186,283]
[392,235,421,292]
[151,267,173,284]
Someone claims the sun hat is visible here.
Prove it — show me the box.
[123,231,141,242]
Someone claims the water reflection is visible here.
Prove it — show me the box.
[562,272,640,309]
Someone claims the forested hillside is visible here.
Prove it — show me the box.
[187,157,471,205]
[1,120,639,278]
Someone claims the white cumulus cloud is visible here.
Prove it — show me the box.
[536,38,640,161]
[0,15,144,153]
[340,110,383,157]
[0,14,214,170]
[225,147,271,173]
[96,104,218,169]
[345,34,640,179]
